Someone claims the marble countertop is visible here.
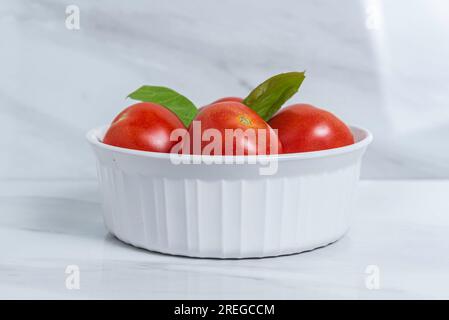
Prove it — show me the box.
[1,179,448,299]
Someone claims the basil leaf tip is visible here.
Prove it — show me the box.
[243,71,306,121]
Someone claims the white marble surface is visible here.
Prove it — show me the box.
[1,179,449,299]
[1,0,449,179]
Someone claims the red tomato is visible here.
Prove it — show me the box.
[198,97,243,112]
[188,101,282,155]
[211,97,243,104]
[103,102,186,153]
[268,104,354,153]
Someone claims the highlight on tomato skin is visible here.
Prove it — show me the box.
[103,102,186,153]
[187,101,283,156]
[198,97,243,113]
[268,103,354,154]
[210,97,243,104]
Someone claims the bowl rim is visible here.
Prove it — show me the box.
[86,124,373,162]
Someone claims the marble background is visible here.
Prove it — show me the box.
[3,179,449,299]
[1,0,449,179]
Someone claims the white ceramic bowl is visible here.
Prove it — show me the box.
[87,125,372,258]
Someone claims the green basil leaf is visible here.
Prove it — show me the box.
[128,85,198,127]
[243,72,305,121]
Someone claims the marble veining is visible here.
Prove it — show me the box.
[1,0,449,179]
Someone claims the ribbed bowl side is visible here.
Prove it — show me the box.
[96,161,361,258]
